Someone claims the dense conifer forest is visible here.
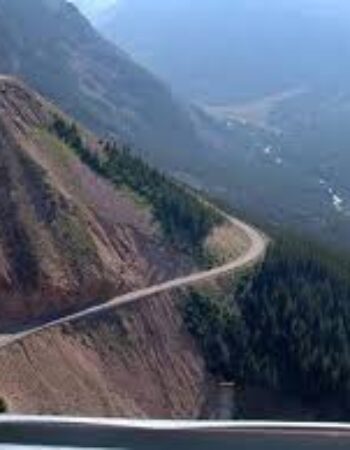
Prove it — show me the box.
[183,235,350,416]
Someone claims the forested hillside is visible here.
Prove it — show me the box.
[184,234,350,419]
[51,116,223,261]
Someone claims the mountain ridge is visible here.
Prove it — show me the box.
[0,0,208,168]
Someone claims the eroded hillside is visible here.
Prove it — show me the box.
[0,76,255,417]
[0,290,207,418]
[0,76,193,326]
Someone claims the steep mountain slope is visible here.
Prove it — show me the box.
[0,75,195,326]
[0,0,206,168]
[0,290,208,418]
[0,76,251,418]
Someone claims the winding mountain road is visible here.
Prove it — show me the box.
[0,210,267,349]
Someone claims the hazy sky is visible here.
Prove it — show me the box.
[71,0,350,23]
[70,0,120,17]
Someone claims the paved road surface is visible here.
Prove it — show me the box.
[0,209,267,348]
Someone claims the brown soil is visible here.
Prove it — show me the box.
[0,291,207,418]
[0,76,192,326]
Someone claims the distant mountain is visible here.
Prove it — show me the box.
[0,0,274,215]
[0,0,210,168]
[2,0,350,250]
[95,0,350,249]
[96,0,350,102]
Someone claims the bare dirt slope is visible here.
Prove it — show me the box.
[0,291,207,418]
[0,76,190,326]
[0,76,258,418]
[0,76,207,418]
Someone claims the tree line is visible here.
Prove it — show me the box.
[51,116,222,260]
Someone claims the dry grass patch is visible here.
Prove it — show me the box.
[204,222,251,265]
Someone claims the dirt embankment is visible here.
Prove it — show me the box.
[0,290,207,418]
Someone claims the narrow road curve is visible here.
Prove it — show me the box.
[0,210,267,348]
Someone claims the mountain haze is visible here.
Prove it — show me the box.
[0,0,207,168]
[95,0,350,249]
[2,0,350,251]
[96,0,350,102]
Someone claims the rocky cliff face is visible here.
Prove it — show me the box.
[0,290,207,418]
